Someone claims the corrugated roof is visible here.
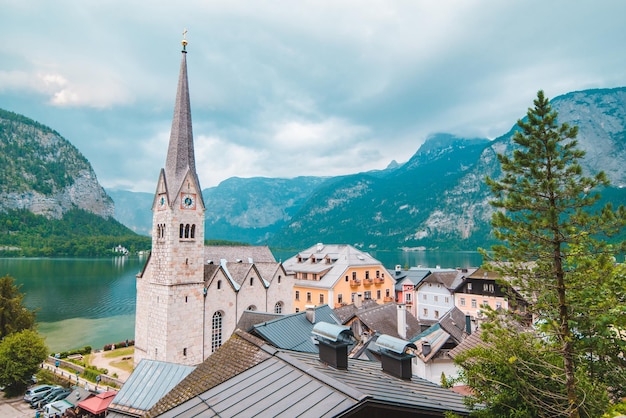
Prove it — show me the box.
[108,360,194,416]
[251,304,341,352]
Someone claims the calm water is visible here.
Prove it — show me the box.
[1,251,481,352]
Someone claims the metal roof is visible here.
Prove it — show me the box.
[375,334,417,354]
[312,322,353,343]
[156,357,360,418]
[108,360,194,416]
[252,304,341,352]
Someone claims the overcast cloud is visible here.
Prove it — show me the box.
[1,1,625,192]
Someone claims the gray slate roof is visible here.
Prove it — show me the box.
[203,245,276,264]
[108,360,194,417]
[251,304,341,352]
[355,302,422,340]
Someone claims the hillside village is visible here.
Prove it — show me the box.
[6,37,625,418]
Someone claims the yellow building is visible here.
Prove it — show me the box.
[282,243,394,312]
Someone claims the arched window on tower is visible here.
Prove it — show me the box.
[274,302,283,314]
[191,224,196,238]
[184,224,190,238]
[211,311,223,353]
[179,224,184,239]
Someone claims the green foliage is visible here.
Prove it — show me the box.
[0,329,48,390]
[0,275,36,339]
[0,109,88,195]
[452,315,608,417]
[0,208,150,257]
[470,90,626,417]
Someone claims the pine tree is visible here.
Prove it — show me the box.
[475,90,626,417]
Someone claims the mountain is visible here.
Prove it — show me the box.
[107,189,153,236]
[0,109,114,219]
[109,87,626,251]
[0,109,148,257]
[268,87,626,251]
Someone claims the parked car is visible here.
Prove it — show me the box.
[28,385,61,407]
[23,385,55,403]
[32,387,70,409]
[42,399,74,418]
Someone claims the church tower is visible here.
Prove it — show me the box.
[134,35,207,366]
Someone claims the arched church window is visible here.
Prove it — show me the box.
[211,311,223,353]
[274,302,283,314]
[247,305,257,311]
[191,224,196,238]
[179,224,184,239]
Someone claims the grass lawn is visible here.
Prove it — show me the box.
[103,347,134,359]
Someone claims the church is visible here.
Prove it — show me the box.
[134,37,293,367]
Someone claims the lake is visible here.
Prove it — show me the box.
[1,250,482,352]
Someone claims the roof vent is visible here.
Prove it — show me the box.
[375,334,417,380]
[312,322,354,370]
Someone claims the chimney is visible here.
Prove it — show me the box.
[397,303,407,339]
[354,293,362,308]
[395,264,402,275]
[465,314,472,335]
[312,322,354,370]
[305,305,316,324]
[421,340,431,357]
[375,334,417,380]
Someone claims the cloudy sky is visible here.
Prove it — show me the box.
[1,1,625,192]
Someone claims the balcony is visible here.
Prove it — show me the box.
[363,278,373,287]
[383,296,395,303]
[349,279,361,287]
[374,277,385,285]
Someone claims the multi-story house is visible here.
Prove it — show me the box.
[415,268,476,324]
[453,268,523,320]
[282,243,394,312]
[391,266,431,318]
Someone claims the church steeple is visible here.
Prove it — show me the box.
[164,33,201,202]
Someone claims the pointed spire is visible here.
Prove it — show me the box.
[165,34,197,197]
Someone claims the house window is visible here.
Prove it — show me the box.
[352,272,357,280]
[445,296,449,304]
[365,271,370,280]
[302,273,308,279]
[274,302,283,313]
[406,293,412,302]
[306,292,312,302]
[483,300,489,307]
[434,295,439,302]
[338,294,343,304]
[471,299,477,308]
[295,290,300,301]
[320,294,324,304]
[295,308,300,313]
[351,293,356,302]
[345,276,349,282]
[364,291,371,300]
[435,310,439,319]
[460,298,466,306]
[376,270,380,278]
[467,283,472,291]
[496,301,502,309]
[313,274,317,280]
[489,284,494,293]
[423,308,428,316]
[211,312,223,353]
[376,290,381,299]
[385,289,390,298]
[423,294,427,301]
